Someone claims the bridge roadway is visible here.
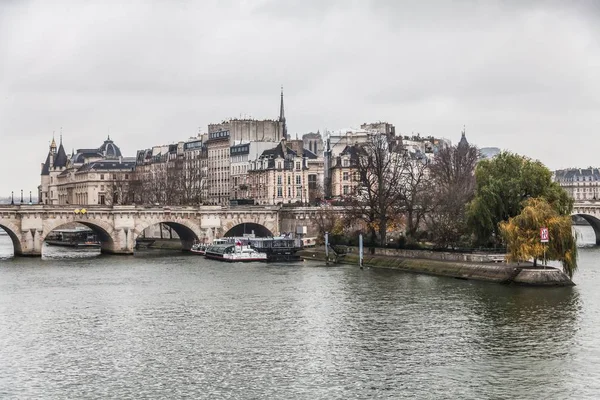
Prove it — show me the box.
[0,204,328,256]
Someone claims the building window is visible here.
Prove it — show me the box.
[343,172,349,181]
[343,186,349,195]
[277,187,283,197]
[296,162,300,170]
[288,187,291,197]
[277,175,282,185]
[287,176,291,185]
[100,174,104,180]
[308,174,317,190]
[343,159,349,167]
[296,175,301,185]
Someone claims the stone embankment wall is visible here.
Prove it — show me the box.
[341,246,506,263]
[299,247,574,287]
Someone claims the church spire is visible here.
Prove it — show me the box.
[279,85,287,139]
[458,125,469,148]
[50,131,57,152]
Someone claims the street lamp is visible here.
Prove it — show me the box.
[29,191,32,205]
[20,189,23,204]
[10,191,14,205]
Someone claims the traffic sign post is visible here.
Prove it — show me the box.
[540,227,549,243]
[540,227,549,268]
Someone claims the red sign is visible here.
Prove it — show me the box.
[540,227,549,243]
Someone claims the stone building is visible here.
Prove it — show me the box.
[230,141,276,201]
[39,135,135,205]
[39,136,69,204]
[183,135,208,204]
[205,129,231,205]
[330,145,362,198]
[302,132,323,156]
[554,168,600,201]
[205,88,288,204]
[247,141,310,205]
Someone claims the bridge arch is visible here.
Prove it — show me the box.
[41,220,117,254]
[223,222,273,238]
[133,219,203,251]
[573,214,600,245]
[0,222,22,256]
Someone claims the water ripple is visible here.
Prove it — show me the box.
[0,232,599,399]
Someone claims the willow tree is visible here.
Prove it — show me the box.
[499,197,577,278]
[467,151,573,245]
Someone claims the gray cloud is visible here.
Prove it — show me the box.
[1,0,599,196]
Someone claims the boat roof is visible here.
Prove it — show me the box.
[207,244,234,249]
[52,228,94,233]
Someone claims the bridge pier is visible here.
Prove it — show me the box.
[15,229,43,257]
[100,227,135,255]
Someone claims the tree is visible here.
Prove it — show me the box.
[344,134,405,246]
[499,197,577,278]
[426,143,479,248]
[313,205,344,243]
[467,152,573,245]
[395,155,434,241]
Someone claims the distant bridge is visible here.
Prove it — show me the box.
[0,204,328,256]
[572,200,600,244]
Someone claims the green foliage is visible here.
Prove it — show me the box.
[499,198,577,278]
[467,152,573,245]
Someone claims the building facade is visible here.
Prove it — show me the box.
[230,141,276,201]
[204,89,288,204]
[330,145,362,198]
[39,136,135,206]
[247,141,309,205]
[554,168,600,201]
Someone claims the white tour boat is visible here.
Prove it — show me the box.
[204,241,267,262]
[190,242,207,255]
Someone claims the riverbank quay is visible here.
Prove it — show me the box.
[298,247,575,287]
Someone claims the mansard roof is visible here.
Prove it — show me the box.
[259,141,297,159]
[332,145,363,168]
[555,168,600,181]
[303,148,318,159]
[77,160,136,172]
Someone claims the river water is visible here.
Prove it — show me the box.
[0,227,599,399]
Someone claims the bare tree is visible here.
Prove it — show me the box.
[426,143,479,248]
[313,205,341,242]
[395,156,435,241]
[344,133,406,247]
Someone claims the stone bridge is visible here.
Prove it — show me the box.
[573,200,600,245]
[0,204,333,256]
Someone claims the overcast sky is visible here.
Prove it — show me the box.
[1,0,599,197]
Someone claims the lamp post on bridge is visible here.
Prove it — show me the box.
[20,190,23,204]
[10,191,14,205]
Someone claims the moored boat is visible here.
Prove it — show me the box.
[45,228,101,248]
[190,242,207,255]
[207,236,303,262]
[204,242,267,262]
